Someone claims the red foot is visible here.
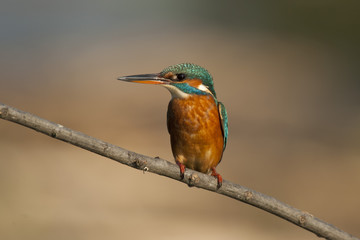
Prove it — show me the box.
[211,167,223,189]
[176,160,185,180]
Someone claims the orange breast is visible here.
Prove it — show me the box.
[167,95,224,173]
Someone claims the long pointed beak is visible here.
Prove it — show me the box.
[117,73,169,85]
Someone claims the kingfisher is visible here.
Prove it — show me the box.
[118,63,228,188]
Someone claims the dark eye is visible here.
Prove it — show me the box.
[176,73,186,81]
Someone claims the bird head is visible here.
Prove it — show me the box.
[118,63,217,99]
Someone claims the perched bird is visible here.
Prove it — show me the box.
[118,63,228,188]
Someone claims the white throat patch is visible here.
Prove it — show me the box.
[163,85,190,99]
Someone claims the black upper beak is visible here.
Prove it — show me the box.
[117,73,170,85]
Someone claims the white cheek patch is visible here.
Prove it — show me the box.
[197,84,212,95]
[163,85,190,99]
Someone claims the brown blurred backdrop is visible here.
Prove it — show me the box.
[1,1,359,239]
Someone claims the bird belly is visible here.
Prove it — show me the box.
[167,95,224,173]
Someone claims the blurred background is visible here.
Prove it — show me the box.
[1,1,359,239]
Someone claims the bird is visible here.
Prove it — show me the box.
[117,63,228,188]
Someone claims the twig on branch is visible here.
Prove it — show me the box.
[0,102,358,240]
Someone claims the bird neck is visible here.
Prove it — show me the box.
[163,84,218,106]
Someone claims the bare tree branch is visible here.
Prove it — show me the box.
[0,102,358,240]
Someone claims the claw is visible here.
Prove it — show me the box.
[211,167,223,189]
[176,160,185,179]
